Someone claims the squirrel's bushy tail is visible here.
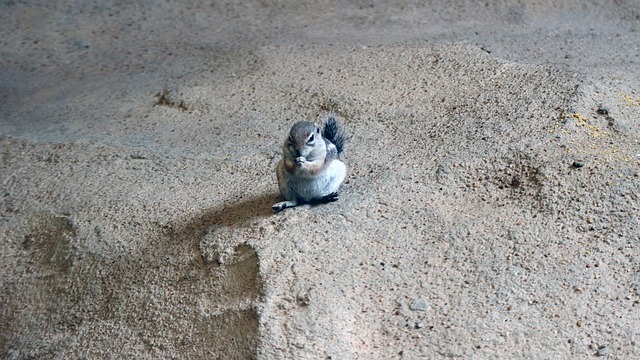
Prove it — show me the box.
[323,116,347,155]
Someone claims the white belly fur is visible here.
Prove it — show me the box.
[278,159,346,202]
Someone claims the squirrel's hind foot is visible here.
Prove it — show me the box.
[272,200,298,213]
[272,192,339,212]
[310,192,339,205]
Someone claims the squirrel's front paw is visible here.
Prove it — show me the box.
[294,156,306,165]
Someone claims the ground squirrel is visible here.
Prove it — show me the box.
[272,116,348,212]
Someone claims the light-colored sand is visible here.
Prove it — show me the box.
[1,1,639,359]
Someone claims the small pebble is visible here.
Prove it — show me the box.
[415,322,424,329]
[572,161,584,168]
[597,345,609,357]
[410,300,430,312]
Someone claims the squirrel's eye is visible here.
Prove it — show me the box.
[316,128,320,133]
[308,134,314,143]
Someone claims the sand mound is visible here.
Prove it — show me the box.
[1,1,638,359]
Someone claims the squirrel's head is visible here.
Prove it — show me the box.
[284,121,326,161]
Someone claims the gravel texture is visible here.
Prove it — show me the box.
[1,1,639,359]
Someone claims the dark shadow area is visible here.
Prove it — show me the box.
[182,192,279,236]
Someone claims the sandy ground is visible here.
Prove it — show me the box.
[1,1,639,359]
